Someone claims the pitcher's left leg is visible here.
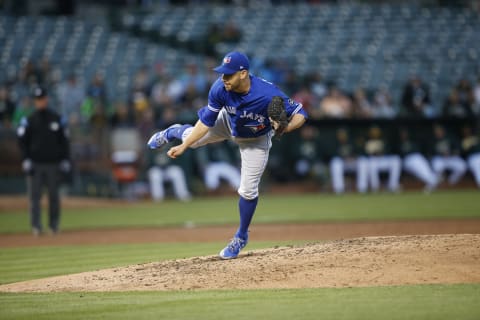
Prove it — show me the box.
[220,140,270,259]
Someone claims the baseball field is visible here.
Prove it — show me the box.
[0,190,479,319]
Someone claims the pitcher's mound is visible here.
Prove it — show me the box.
[1,234,479,292]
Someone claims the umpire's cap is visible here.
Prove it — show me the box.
[214,51,250,75]
[32,86,47,99]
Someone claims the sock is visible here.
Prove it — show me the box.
[166,124,191,141]
[235,196,258,240]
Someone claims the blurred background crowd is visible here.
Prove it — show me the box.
[1,0,479,198]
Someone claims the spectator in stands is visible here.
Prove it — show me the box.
[132,66,151,96]
[109,101,135,128]
[292,125,326,185]
[202,22,241,58]
[150,73,177,111]
[56,74,86,126]
[257,58,291,87]
[329,127,368,194]
[0,84,16,128]
[176,89,202,124]
[203,56,220,87]
[147,151,191,202]
[397,128,438,192]
[221,21,242,44]
[130,68,152,124]
[179,63,208,97]
[194,140,241,194]
[364,125,401,192]
[316,85,353,119]
[442,89,471,118]
[18,60,41,86]
[460,125,480,188]
[351,87,373,118]
[136,107,156,142]
[12,96,33,127]
[37,58,54,87]
[283,69,301,96]
[304,73,328,119]
[308,72,328,101]
[164,73,186,105]
[473,76,480,116]
[455,78,475,113]
[88,101,109,132]
[154,106,179,131]
[371,87,397,119]
[82,74,109,129]
[430,124,467,186]
[130,88,150,122]
[203,23,223,58]
[401,75,435,118]
[86,73,108,109]
[292,79,318,115]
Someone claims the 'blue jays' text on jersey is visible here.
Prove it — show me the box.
[197,75,308,138]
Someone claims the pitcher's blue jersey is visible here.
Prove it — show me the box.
[198,75,308,138]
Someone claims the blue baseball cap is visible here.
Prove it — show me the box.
[213,51,250,75]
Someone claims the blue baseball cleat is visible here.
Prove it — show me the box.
[147,124,182,149]
[219,236,248,259]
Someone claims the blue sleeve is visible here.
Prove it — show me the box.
[197,106,218,127]
[198,78,224,127]
[284,96,308,120]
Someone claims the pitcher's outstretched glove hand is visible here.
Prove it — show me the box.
[268,96,288,139]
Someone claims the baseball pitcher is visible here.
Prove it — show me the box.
[148,51,307,259]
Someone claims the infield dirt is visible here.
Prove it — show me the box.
[1,234,479,292]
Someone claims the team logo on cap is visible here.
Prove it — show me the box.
[50,121,59,131]
[223,56,231,64]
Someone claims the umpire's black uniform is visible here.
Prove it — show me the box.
[17,87,70,235]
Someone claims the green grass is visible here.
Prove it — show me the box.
[1,284,479,320]
[0,241,302,285]
[1,191,478,286]
[1,190,479,233]
[0,190,479,319]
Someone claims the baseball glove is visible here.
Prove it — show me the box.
[268,96,288,138]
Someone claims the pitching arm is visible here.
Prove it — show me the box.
[284,113,306,134]
[167,120,209,159]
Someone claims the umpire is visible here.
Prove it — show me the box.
[17,86,71,236]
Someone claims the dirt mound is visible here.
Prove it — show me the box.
[1,234,479,292]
